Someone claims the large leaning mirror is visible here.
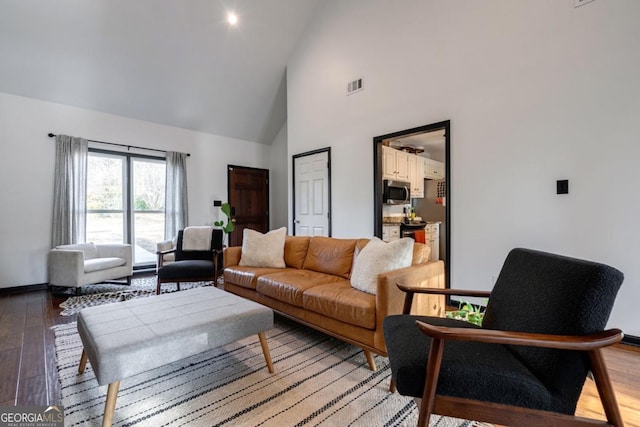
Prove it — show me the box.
[373,120,450,287]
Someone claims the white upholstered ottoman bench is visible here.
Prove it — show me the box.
[76,286,274,427]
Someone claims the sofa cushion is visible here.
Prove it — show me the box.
[84,257,126,273]
[303,237,358,279]
[157,260,214,280]
[303,281,376,329]
[284,236,311,268]
[239,227,287,268]
[57,242,98,260]
[224,266,290,290]
[256,270,344,307]
[350,237,414,294]
[355,239,370,253]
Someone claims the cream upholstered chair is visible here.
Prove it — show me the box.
[49,243,133,294]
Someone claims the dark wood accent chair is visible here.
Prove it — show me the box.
[383,248,625,427]
[156,228,223,295]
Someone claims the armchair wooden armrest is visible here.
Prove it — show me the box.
[397,284,492,297]
[397,283,491,314]
[415,320,623,350]
[156,248,176,268]
[156,248,176,255]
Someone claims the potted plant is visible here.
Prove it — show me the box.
[213,202,235,245]
[445,300,485,326]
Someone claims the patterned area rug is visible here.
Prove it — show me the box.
[58,277,212,316]
[54,318,483,427]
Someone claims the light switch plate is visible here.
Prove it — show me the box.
[575,0,595,7]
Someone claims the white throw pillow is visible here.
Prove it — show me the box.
[239,227,287,268]
[350,237,414,295]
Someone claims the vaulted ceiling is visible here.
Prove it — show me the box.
[0,0,321,144]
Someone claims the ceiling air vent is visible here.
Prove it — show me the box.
[347,77,363,95]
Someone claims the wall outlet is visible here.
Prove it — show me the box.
[575,0,595,7]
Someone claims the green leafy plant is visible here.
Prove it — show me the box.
[213,202,235,234]
[445,300,485,326]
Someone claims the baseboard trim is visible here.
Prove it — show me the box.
[0,271,155,295]
[0,283,49,294]
[622,335,640,347]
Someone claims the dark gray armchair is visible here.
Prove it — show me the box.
[156,228,223,294]
[383,248,625,427]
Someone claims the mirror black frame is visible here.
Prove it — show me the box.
[373,120,451,287]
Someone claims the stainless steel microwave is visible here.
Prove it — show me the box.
[383,179,410,204]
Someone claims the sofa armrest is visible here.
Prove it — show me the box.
[376,260,445,318]
[49,249,85,286]
[374,260,445,353]
[224,246,242,267]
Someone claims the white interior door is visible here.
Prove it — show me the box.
[293,150,330,236]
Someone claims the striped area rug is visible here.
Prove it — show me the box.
[54,318,480,427]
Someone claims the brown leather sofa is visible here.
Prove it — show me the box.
[223,236,444,370]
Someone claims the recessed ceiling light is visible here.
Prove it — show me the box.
[227,12,238,26]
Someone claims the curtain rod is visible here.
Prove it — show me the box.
[47,133,190,156]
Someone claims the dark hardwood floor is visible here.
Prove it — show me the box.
[0,286,74,406]
[1,285,639,425]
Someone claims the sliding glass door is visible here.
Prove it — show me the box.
[86,151,166,267]
[131,158,165,265]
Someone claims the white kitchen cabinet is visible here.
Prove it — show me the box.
[425,222,440,261]
[382,146,396,180]
[382,224,401,242]
[382,146,410,182]
[408,156,425,198]
[424,158,445,180]
[395,150,410,181]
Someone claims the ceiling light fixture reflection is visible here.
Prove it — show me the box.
[227,12,238,26]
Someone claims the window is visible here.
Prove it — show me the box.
[86,151,166,267]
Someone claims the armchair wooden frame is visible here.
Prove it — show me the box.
[395,283,625,427]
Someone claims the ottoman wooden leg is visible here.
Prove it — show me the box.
[103,380,120,427]
[78,349,88,374]
[258,332,274,373]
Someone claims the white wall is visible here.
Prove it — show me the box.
[0,92,269,288]
[269,120,289,230]
[287,0,640,335]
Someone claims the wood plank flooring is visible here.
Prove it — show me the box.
[0,285,638,425]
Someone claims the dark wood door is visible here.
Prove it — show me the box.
[228,165,269,247]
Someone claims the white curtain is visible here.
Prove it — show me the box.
[51,134,88,247]
[165,151,189,239]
